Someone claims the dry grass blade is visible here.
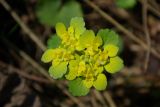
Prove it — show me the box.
[93,90,108,107]
[103,92,117,107]
[139,0,160,17]
[142,0,151,71]
[0,61,51,84]
[91,92,100,107]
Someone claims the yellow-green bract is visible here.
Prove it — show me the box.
[41,17,124,96]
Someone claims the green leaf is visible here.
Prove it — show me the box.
[79,30,95,48]
[36,0,83,26]
[104,44,119,57]
[93,74,107,91]
[47,34,61,49]
[49,62,68,79]
[97,29,120,47]
[36,0,61,26]
[68,78,90,96]
[70,17,86,39]
[41,49,55,63]
[105,56,124,73]
[116,0,137,9]
[57,1,83,26]
[70,17,85,28]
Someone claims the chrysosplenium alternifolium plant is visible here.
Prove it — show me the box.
[41,17,124,96]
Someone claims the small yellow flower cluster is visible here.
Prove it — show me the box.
[41,17,124,96]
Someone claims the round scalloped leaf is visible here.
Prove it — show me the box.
[41,49,55,63]
[47,34,61,49]
[68,78,90,96]
[105,56,124,73]
[70,17,85,27]
[104,44,119,57]
[70,17,86,39]
[49,62,68,79]
[97,29,120,46]
[93,74,107,91]
[79,30,95,48]
[57,1,83,26]
[36,0,60,26]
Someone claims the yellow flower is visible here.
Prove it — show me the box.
[79,30,102,56]
[55,17,86,51]
[41,17,124,96]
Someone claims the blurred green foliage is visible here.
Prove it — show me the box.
[116,0,137,9]
[36,0,83,26]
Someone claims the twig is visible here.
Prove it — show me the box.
[0,0,46,51]
[93,90,108,107]
[19,51,53,80]
[148,0,160,10]
[57,83,85,107]
[108,7,143,31]
[91,92,100,107]
[139,0,160,17]
[84,0,160,59]
[1,36,51,81]
[103,91,117,107]
[0,61,51,84]
[142,0,151,71]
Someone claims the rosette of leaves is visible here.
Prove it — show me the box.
[41,17,124,96]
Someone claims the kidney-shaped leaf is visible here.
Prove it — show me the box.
[97,29,120,46]
[93,74,107,91]
[41,49,55,63]
[104,44,119,57]
[49,62,68,79]
[105,56,124,73]
[68,78,89,96]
